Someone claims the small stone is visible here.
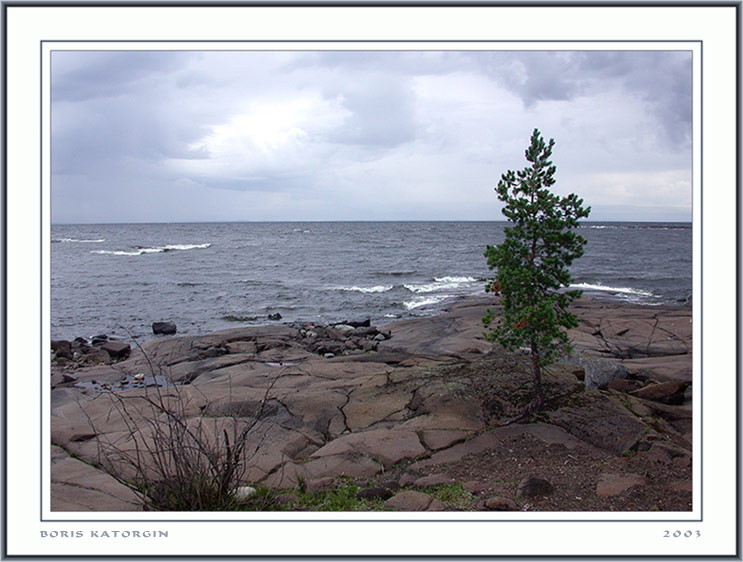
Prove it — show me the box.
[374,333,387,341]
[484,496,519,511]
[305,477,335,493]
[412,474,450,488]
[267,313,282,321]
[384,491,433,511]
[357,487,395,501]
[517,477,554,498]
[462,480,489,494]
[233,486,257,502]
[324,353,335,359]
[398,472,419,487]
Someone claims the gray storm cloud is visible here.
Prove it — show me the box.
[51,49,692,223]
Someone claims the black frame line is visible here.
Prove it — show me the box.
[39,38,703,526]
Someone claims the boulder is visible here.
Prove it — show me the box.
[607,379,644,393]
[333,324,356,335]
[152,322,177,335]
[630,381,689,405]
[517,476,554,498]
[83,349,110,364]
[51,340,72,359]
[581,357,629,390]
[267,313,282,321]
[354,326,380,338]
[100,341,131,360]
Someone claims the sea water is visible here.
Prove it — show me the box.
[51,221,692,341]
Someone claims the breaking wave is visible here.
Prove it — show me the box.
[53,238,106,243]
[333,285,394,294]
[404,276,478,294]
[570,282,654,297]
[92,243,212,256]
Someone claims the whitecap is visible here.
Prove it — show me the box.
[91,243,211,256]
[404,276,478,294]
[570,282,654,297]
[54,238,106,243]
[403,295,450,310]
[334,285,393,294]
[434,276,478,284]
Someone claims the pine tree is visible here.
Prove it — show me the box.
[483,129,591,414]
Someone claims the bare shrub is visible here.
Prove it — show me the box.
[82,339,278,511]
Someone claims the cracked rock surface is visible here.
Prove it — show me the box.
[50,296,692,511]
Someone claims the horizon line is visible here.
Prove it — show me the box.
[50,218,693,226]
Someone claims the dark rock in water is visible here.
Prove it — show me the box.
[91,335,108,346]
[517,477,554,498]
[152,321,177,335]
[267,313,282,321]
[344,318,371,328]
[51,340,72,359]
[100,341,131,360]
[73,336,88,345]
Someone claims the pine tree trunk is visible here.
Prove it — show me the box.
[530,337,545,412]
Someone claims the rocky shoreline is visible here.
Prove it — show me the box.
[50,296,692,512]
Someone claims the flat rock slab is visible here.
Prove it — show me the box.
[51,446,141,511]
[546,391,646,455]
[409,423,589,471]
[310,429,425,468]
[596,473,646,497]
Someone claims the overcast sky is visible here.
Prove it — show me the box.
[51,50,692,224]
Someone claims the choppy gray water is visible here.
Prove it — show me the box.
[51,221,692,341]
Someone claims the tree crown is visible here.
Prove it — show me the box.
[484,128,590,366]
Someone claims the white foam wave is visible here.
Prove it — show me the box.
[91,243,211,256]
[335,285,393,294]
[404,276,478,294]
[403,295,450,310]
[54,238,106,243]
[570,282,654,297]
